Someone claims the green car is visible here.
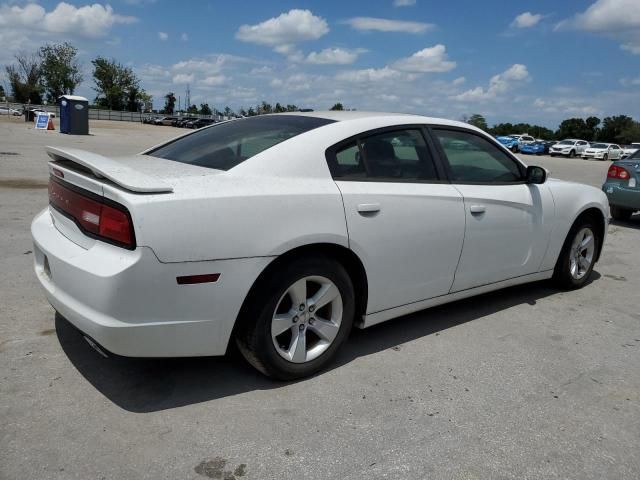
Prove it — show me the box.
[602,149,640,220]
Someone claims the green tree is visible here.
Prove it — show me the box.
[599,115,635,143]
[5,52,43,104]
[163,92,176,114]
[199,103,212,115]
[186,104,198,114]
[92,57,142,111]
[556,118,590,140]
[238,108,247,117]
[247,106,256,116]
[617,121,640,144]
[285,104,298,112]
[274,102,286,113]
[0,84,5,100]
[467,113,488,131]
[224,106,233,117]
[39,42,82,102]
[330,102,344,111]
[585,116,601,141]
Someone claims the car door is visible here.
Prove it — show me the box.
[610,145,622,160]
[577,141,589,155]
[327,127,466,314]
[429,127,555,292]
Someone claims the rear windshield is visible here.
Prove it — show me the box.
[146,115,335,171]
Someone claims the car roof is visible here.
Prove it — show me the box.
[269,110,475,130]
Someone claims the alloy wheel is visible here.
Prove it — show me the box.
[271,276,343,363]
[569,227,595,280]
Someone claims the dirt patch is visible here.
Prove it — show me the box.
[0,178,48,189]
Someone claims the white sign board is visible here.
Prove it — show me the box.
[35,113,49,129]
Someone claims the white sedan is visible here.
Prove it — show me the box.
[582,143,623,161]
[32,112,609,379]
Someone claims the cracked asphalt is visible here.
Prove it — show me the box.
[1,117,639,479]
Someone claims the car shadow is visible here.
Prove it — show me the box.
[56,272,601,413]
[610,214,640,230]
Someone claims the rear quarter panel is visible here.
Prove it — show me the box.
[539,179,609,271]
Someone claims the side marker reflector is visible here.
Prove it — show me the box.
[176,273,220,285]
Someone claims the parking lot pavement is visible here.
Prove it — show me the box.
[1,119,639,479]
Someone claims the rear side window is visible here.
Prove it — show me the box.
[147,115,335,171]
[434,129,523,183]
[330,128,439,181]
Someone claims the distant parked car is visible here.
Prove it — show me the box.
[621,144,639,159]
[0,107,22,116]
[152,116,178,126]
[189,118,215,129]
[495,136,520,152]
[602,149,640,220]
[582,143,623,161]
[549,139,589,158]
[520,142,545,155]
[175,117,198,128]
[542,140,557,154]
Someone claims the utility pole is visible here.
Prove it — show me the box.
[185,84,191,111]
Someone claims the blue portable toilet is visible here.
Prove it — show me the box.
[58,95,89,135]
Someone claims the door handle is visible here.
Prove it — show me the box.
[469,205,486,214]
[357,203,381,213]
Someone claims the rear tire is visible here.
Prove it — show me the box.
[610,206,633,221]
[235,256,355,380]
[553,216,600,290]
[569,150,576,158]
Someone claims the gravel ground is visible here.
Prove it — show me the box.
[1,117,639,480]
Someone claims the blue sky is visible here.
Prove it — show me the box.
[1,0,639,127]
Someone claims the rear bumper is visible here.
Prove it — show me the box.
[602,183,640,211]
[31,208,272,357]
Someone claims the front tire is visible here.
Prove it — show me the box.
[553,217,600,290]
[603,154,608,162]
[610,206,633,221]
[235,256,355,380]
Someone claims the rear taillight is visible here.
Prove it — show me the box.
[607,165,630,180]
[49,177,135,249]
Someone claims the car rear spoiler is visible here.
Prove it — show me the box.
[46,146,173,193]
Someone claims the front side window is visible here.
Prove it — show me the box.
[330,128,438,181]
[147,115,335,171]
[433,129,523,183]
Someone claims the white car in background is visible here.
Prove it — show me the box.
[621,143,640,158]
[549,139,590,158]
[31,112,609,379]
[582,143,623,161]
[0,107,22,116]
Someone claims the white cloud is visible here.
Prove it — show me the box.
[393,0,416,6]
[335,67,402,83]
[620,76,640,86]
[556,0,640,54]
[621,43,640,54]
[158,31,168,41]
[511,12,543,28]
[345,17,433,34]
[0,2,137,38]
[306,48,365,65]
[173,73,194,84]
[452,76,465,86]
[250,66,274,75]
[392,44,456,72]
[236,9,329,55]
[181,33,188,42]
[200,75,226,87]
[452,64,530,101]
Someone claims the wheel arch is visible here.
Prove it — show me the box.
[571,206,607,262]
[231,243,369,343]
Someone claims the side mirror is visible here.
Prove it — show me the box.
[526,165,547,184]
